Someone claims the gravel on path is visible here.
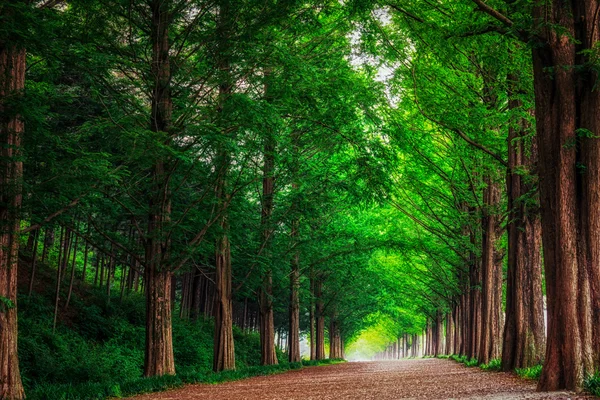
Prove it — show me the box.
[126,358,597,400]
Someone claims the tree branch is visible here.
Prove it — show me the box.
[470,0,514,27]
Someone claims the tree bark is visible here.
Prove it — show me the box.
[0,23,25,397]
[40,227,53,264]
[259,98,278,365]
[143,0,176,377]
[64,229,79,309]
[329,313,343,359]
[530,0,600,391]
[502,101,545,371]
[479,177,501,365]
[212,0,235,373]
[309,267,316,360]
[27,229,39,298]
[288,218,301,363]
[315,278,325,360]
[144,267,175,376]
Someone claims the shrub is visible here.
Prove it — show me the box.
[585,372,600,397]
[480,358,501,371]
[515,364,542,380]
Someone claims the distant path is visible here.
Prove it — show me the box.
[127,358,594,399]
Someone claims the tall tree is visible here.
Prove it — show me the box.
[0,2,26,398]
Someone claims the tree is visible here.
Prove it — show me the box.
[0,1,26,398]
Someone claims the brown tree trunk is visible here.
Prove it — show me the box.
[81,240,89,285]
[577,0,600,372]
[143,0,176,377]
[437,311,444,356]
[106,254,113,305]
[315,278,325,360]
[259,103,277,365]
[99,254,105,288]
[530,0,600,391]
[445,311,454,355]
[40,227,53,264]
[479,177,501,365]
[0,26,25,398]
[329,313,343,359]
[93,254,100,287]
[502,100,545,371]
[467,208,482,362]
[64,229,79,309]
[213,217,235,371]
[309,268,316,360]
[259,271,277,365]
[144,267,175,376]
[288,221,301,363]
[52,227,65,334]
[27,229,39,298]
[212,0,236,373]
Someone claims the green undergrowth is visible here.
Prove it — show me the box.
[27,360,338,400]
[449,354,479,367]
[17,267,342,400]
[585,373,600,397]
[448,354,543,381]
[446,354,544,385]
[515,364,542,380]
[301,358,345,367]
[479,358,501,371]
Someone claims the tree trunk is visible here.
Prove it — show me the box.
[315,278,325,360]
[329,313,343,359]
[213,223,235,371]
[530,0,600,391]
[502,98,545,370]
[259,102,278,365]
[445,312,454,355]
[309,268,316,360]
[468,220,482,361]
[64,229,79,309]
[81,240,89,285]
[106,254,113,305]
[143,0,176,377]
[479,177,501,365]
[0,25,25,398]
[40,227,52,264]
[52,227,65,334]
[212,0,235,373]
[144,267,175,376]
[288,228,301,363]
[27,229,39,298]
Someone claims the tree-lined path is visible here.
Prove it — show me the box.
[4,0,600,399]
[128,360,591,400]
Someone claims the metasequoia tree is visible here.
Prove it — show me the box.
[142,0,176,377]
[466,0,600,390]
[0,2,26,398]
[502,73,545,370]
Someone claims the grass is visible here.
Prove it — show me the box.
[515,364,542,380]
[448,354,478,367]
[17,261,345,400]
[479,358,501,371]
[585,372,600,397]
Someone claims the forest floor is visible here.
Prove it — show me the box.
[125,358,596,399]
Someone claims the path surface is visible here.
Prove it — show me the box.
[128,359,595,399]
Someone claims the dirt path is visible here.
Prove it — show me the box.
[127,358,595,399]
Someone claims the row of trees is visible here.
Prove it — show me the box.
[2,0,600,398]
[359,0,600,392]
[0,1,403,399]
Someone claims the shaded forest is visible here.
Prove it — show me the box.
[1,0,600,399]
